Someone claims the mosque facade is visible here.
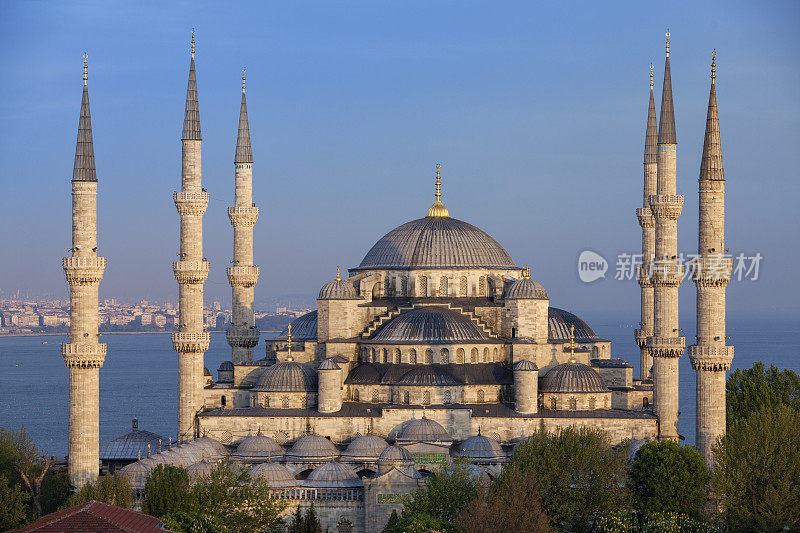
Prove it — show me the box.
[65,32,732,532]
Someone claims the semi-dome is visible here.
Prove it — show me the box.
[303,462,363,488]
[397,366,460,386]
[504,275,548,300]
[232,434,285,460]
[319,268,360,300]
[275,311,318,341]
[372,307,489,344]
[253,361,317,392]
[340,435,389,461]
[354,216,517,271]
[248,463,297,488]
[318,358,341,371]
[548,307,602,342]
[457,434,505,460]
[513,360,538,372]
[397,417,452,443]
[540,362,608,393]
[286,434,339,461]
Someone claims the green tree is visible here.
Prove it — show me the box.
[0,426,56,516]
[627,440,709,519]
[141,464,192,518]
[596,510,715,532]
[39,467,73,515]
[288,506,304,533]
[500,427,629,532]
[69,473,134,508]
[390,460,480,533]
[0,473,31,530]
[726,361,800,426]
[712,404,800,532]
[303,504,322,533]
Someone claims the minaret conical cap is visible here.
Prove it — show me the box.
[644,69,658,164]
[181,33,202,140]
[658,33,677,144]
[234,72,252,163]
[73,54,97,182]
[700,52,723,181]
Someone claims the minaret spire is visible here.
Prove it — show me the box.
[74,54,96,182]
[659,32,676,145]
[234,69,253,164]
[182,30,201,141]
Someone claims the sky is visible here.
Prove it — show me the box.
[0,0,798,324]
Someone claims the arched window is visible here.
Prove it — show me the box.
[589,397,596,410]
[569,397,577,410]
[372,389,379,403]
[493,348,498,361]
[457,348,465,364]
[372,282,381,299]
[382,348,388,364]
[401,276,408,296]
[479,276,487,296]
[471,348,478,363]
[385,276,392,296]
[251,395,256,407]
[440,348,449,364]
[459,276,468,296]
[423,391,431,405]
[425,349,433,364]
[282,396,289,409]
[643,397,649,408]
[592,346,599,358]
[443,390,452,404]
[353,389,360,402]
[337,518,353,533]
[371,348,376,363]
[483,348,489,362]
[394,348,401,364]
[477,389,485,403]
[439,276,448,296]
[409,349,417,364]
[550,397,557,410]
[419,276,427,297]
[602,345,607,357]
[221,395,226,407]
[403,390,410,404]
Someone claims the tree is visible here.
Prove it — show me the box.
[627,440,709,519]
[288,506,304,533]
[712,404,800,532]
[726,361,800,426]
[303,504,322,533]
[39,466,73,515]
[0,426,56,516]
[499,427,629,532]
[69,473,134,508]
[0,473,31,531]
[389,460,480,533]
[141,464,192,518]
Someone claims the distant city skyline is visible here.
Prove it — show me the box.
[0,1,798,321]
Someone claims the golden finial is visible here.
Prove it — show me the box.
[426,163,450,217]
[191,29,195,58]
[650,63,654,89]
[82,53,88,86]
[665,30,670,57]
[522,265,531,279]
[286,323,293,361]
[242,67,246,92]
[336,266,341,282]
[568,324,576,363]
[711,49,716,84]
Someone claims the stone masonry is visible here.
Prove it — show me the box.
[62,55,106,488]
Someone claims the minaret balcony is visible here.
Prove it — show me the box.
[637,266,653,287]
[227,266,259,287]
[62,342,106,368]
[174,191,209,216]
[646,336,685,358]
[63,256,106,285]
[226,327,261,348]
[648,194,684,220]
[228,206,259,227]
[650,263,685,286]
[173,260,210,285]
[634,328,649,348]
[688,345,734,371]
[691,256,733,286]
[636,208,656,228]
[172,332,211,353]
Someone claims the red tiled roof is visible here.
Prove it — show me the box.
[16,500,167,532]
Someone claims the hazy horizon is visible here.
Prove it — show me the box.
[1,1,798,324]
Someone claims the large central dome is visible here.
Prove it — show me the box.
[354,216,517,270]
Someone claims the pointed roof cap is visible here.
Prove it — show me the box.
[73,53,96,182]
[644,66,658,164]
[234,69,253,163]
[182,31,202,141]
[658,32,677,144]
[700,51,724,181]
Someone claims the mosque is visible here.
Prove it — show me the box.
[62,32,733,532]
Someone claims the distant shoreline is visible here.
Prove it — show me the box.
[0,330,283,338]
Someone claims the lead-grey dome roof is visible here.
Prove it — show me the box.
[397,418,452,443]
[248,463,297,488]
[372,307,489,344]
[253,361,317,392]
[397,366,461,386]
[548,307,601,342]
[318,278,360,300]
[303,462,363,488]
[540,362,608,393]
[504,277,548,299]
[354,216,517,271]
[340,435,389,460]
[232,435,285,459]
[286,435,339,460]
[457,434,505,460]
[275,311,318,341]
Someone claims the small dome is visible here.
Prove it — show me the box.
[249,463,297,488]
[99,427,168,462]
[397,366,460,386]
[540,362,608,393]
[340,436,389,461]
[457,434,505,460]
[548,307,601,342]
[372,307,489,344]
[173,443,204,464]
[187,460,216,480]
[303,462,363,488]
[397,418,452,443]
[218,361,234,371]
[159,448,191,467]
[377,445,416,476]
[118,461,150,487]
[192,437,229,459]
[254,361,317,392]
[504,277,548,300]
[318,358,341,371]
[275,311,318,340]
[513,360,538,372]
[318,271,359,300]
[232,435,285,460]
[286,435,339,460]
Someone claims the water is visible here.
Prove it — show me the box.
[0,321,797,457]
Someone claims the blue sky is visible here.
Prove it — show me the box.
[0,0,798,322]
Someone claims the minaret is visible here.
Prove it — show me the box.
[226,69,260,364]
[635,65,658,382]
[62,54,106,488]
[688,51,733,465]
[647,32,685,441]
[172,31,210,439]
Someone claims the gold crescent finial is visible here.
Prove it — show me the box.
[650,63,654,89]
[242,67,246,92]
[568,324,576,363]
[665,30,670,57]
[191,29,195,58]
[82,53,88,85]
[435,163,442,201]
[286,323,293,361]
[711,49,716,84]
[336,265,341,281]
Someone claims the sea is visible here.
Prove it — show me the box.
[1,318,798,458]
